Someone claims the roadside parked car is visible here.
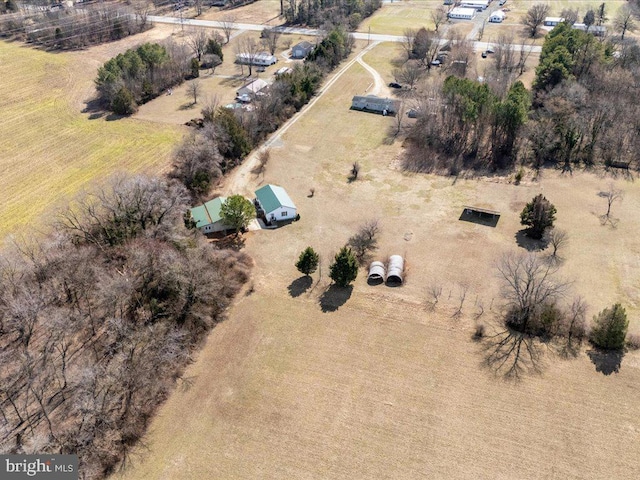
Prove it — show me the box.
[389,82,402,89]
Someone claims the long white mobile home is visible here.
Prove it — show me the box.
[460,0,489,11]
[448,7,477,20]
[235,52,278,66]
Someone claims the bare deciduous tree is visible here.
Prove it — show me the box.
[497,253,568,334]
[252,148,270,177]
[393,61,423,89]
[544,228,569,263]
[186,29,209,62]
[452,283,468,318]
[561,297,587,355]
[426,282,443,310]
[560,7,579,25]
[237,37,260,76]
[187,79,202,104]
[614,5,636,40]
[401,28,417,61]
[221,15,236,44]
[347,220,380,264]
[261,27,281,55]
[193,0,204,16]
[522,3,550,38]
[599,184,624,221]
[394,101,406,137]
[517,38,535,76]
[431,6,448,33]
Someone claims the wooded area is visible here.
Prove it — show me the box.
[0,175,251,478]
[403,20,640,174]
[0,2,151,49]
[96,41,193,114]
[283,0,381,28]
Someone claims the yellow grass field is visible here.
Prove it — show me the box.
[358,0,444,35]
[0,34,185,238]
[199,0,282,25]
[117,41,640,480]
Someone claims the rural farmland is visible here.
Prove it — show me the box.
[1,0,639,478]
[117,37,640,480]
[0,31,185,236]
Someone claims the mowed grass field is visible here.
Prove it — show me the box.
[358,0,444,35]
[0,38,185,237]
[117,41,640,480]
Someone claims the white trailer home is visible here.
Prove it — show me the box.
[544,17,564,26]
[351,95,400,115]
[460,0,489,11]
[448,7,477,20]
[235,52,278,66]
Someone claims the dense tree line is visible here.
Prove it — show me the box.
[0,175,251,478]
[284,0,381,29]
[404,77,530,173]
[96,41,192,114]
[404,19,640,173]
[173,26,351,199]
[0,2,151,49]
[525,23,640,169]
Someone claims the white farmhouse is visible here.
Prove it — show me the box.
[255,184,297,224]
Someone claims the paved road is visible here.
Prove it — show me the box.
[148,15,542,52]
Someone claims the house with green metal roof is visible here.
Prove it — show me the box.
[255,184,297,224]
[189,197,231,233]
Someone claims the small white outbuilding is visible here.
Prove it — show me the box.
[489,10,506,23]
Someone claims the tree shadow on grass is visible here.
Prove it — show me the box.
[212,234,245,251]
[515,229,546,252]
[288,276,312,298]
[318,285,353,313]
[482,327,544,380]
[587,348,624,375]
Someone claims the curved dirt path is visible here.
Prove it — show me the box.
[356,56,391,98]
